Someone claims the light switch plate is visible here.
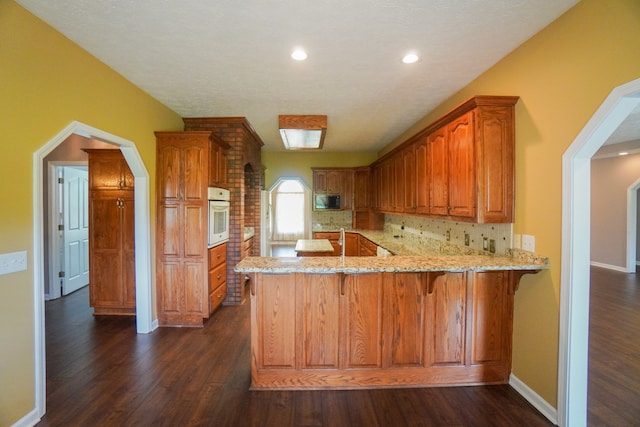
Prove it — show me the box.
[0,251,28,276]
[522,235,536,252]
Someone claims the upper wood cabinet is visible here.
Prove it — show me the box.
[312,168,354,210]
[209,133,230,188]
[353,167,370,210]
[373,96,518,223]
[87,149,134,191]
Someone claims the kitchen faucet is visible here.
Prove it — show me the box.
[338,227,346,258]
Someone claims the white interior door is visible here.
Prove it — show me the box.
[61,166,89,295]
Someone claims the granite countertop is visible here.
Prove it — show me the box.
[234,254,546,274]
[235,228,549,274]
[294,239,334,253]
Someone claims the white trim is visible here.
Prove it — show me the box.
[32,121,156,420]
[589,261,628,273]
[10,408,39,427]
[509,374,558,425]
[559,78,640,427]
[626,180,640,273]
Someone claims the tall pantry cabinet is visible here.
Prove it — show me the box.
[85,149,136,315]
[155,131,229,327]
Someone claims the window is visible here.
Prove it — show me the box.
[270,179,310,242]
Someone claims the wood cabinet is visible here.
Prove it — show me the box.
[208,243,228,315]
[208,134,230,188]
[359,236,378,256]
[312,168,354,210]
[353,167,370,210]
[156,131,227,326]
[312,232,341,255]
[372,96,518,223]
[249,269,525,388]
[85,149,135,315]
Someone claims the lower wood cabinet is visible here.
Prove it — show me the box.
[250,270,525,389]
[208,243,227,315]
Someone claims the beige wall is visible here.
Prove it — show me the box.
[0,2,182,425]
[591,152,640,269]
[381,0,640,406]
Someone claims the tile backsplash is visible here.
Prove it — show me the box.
[385,214,513,256]
[311,210,513,256]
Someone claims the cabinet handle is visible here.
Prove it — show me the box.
[217,274,222,280]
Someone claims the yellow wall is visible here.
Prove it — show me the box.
[383,0,640,406]
[0,2,182,425]
[262,151,377,190]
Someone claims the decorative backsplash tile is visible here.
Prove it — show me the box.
[384,214,513,256]
[312,210,353,230]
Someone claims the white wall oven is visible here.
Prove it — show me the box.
[208,187,230,248]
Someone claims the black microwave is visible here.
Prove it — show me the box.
[315,194,341,210]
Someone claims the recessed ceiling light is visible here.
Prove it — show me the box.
[291,48,307,61]
[618,151,629,156]
[402,53,419,64]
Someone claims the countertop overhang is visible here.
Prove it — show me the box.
[234,254,547,274]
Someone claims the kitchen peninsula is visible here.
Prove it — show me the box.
[235,234,547,390]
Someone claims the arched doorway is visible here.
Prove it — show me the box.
[32,121,154,417]
[559,78,640,426]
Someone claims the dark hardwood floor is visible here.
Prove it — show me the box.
[39,284,554,426]
[588,266,640,426]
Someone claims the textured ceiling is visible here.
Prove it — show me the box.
[17,0,586,152]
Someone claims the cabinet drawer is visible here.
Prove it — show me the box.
[208,243,227,268]
[313,232,338,240]
[209,262,227,292]
[209,281,227,314]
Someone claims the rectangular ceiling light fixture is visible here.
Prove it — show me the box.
[279,115,327,150]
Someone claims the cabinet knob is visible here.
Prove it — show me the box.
[217,274,222,280]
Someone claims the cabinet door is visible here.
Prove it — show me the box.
[427,127,449,216]
[393,153,404,212]
[89,193,124,307]
[254,273,297,369]
[415,139,430,214]
[341,170,353,210]
[345,233,359,256]
[300,274,341,369]
[384,273,426,367]
[157,145,182,201]
[340,273,384,368]
[313,170,327,193]
[183,145,207,201]
[426,272,466,366]
[403,146,416,213]
[88,150,133,190]
[326,171,342,194]
[353,168,369,210]
[448,111,476,218]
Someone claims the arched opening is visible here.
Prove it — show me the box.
[559,78,640,426]
[268,178,311,256]
[32,121,154,417]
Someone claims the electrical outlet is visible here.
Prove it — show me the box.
[489,239,496,253]
[482,237,489,251]
[446,230,450,241]
[464,233,470,246]
[522,234,536,252]
[0,251,27,276]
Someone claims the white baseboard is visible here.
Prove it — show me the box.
[11,408,40,427]
[151,318,159,331]
[509,373,558,425]
[590,261,628,272]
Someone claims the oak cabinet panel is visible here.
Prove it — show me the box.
[447,112,475,219]
[385,273,426,367]
[156,131,226,326]
[254,273,297,369]
[342,273,384,368]
[208,134,229,188]
[470,271,512,366]
[427,272,466,366]
[207,243,228,315]
[300,274,341,369]
[415,139,430,214]
[402,146,417,213]
[353,167,370,210]
[86,150,135,315]
[427,127,449,216]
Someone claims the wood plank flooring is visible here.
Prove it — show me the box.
[588,266,640,426]
[39,284,555,426]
